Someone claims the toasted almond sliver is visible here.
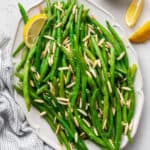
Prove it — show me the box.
[117,51,126,61]
[73,5,77,15]
[74,132,78,143]
[58,66,70,71]
[93,128,98,136]
[124,124,129,135]
[34,99,44,103]
[83,34,90,42]
[107,81,112,94]
[57,101,69,105]
[57,97,69,102]
[102,119,107,130]
[30,80,34,87]
[109,139,115,149]
[66,82,76,88]
[55,22,62,28]
[40,111,47,117]
[55,124,61,135]
[77,109,88,117]
[129,120,134,131]
[44,35,54,40]
[112,107,116,116]
[117,88,125,106]
[86,71,92,78]
[121,86,132,91]
[82,118,91,127]
[31,66,36,72]
[74,117,79,127]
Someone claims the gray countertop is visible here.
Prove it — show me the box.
[0,0,150,149]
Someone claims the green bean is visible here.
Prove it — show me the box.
[40,30,56,81]
[76,5,84,43]
[127,64,137,122]
[15,72,24,81]
[18,3,28,24]
[59,71,65,97]
[27,38,39,61]
[65,70,72,85]
[15,84,70,148]
[87,77,97,89]
[22,38,40,111]
[70,66,80,107]
[16,47,29,71]
[85,48,96,61]
[115,88,122,150]
[59,45,75,69]
[49,10,61,80]
[40,7,48,14]
[106,21,129,68]
[35,15,56,72]
[12,41,25,57]
[89,89,113,146]
[62,0,75,28]
[63,13,75,39]
[110,47,115,92]
[32,103,71,150]
[52,77,59,96]
[100,43,108,69]
[91,37,108,81]
[37,84,49,95]
[66,108,76,133]
[75,110,112,149]
[45,105,87,150]
[81,74,87,109]
[14,85,23,96]
[46,0,51,17]
[91,37,109,126]
[23,60,31,111]
[88,16,127,74]
[57,117,88,150]
[127,90,135,123]
[82,9,89,21]
[66,0,71,7]
[105,108,114,138]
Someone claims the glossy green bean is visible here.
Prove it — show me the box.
[12,41,25,57]
[46,0,51,17]
[23,60,31,111]
[49,10,61,80]
[16,47,28,71]
[76,5,83,43]
[37,84,48,95]
[106,21,129,68]
[115,88,122,150]
[18,3,28,24]
[40,30,56,81]
[75,110,113,149]
[91,37,109,126]
[62,0,75,28]
[35,15,56,72]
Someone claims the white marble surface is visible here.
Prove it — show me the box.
[0,0,150,149]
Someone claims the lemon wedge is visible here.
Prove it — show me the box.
[23,14,47,48]
[125,0,144,27]
[129,20,150,43]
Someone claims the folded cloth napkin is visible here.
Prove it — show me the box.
[0,0,53,149]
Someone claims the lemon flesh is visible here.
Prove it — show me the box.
[125,0,144,27]
[23,14,47,48]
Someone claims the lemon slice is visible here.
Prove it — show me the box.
[23,14,47,48]
[125,0,144,27]
[129,20,150,43]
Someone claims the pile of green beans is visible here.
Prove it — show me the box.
[13,1,137,150]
